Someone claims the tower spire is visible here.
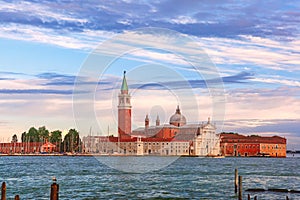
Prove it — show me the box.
[121,70,128,94]
[176,105,181,114]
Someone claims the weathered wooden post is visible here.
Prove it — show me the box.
[254,196,257,200]
[1,182,6,200]
[286,196,289,200]
[235,168,238,194]
[50,183,59,200]
[14,195,20,200]
[247,194,250,200]
[238,175,242,200]
[50,177,59,200]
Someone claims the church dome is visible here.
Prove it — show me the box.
[169,106,186,127]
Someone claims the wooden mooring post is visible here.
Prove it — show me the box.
[50,182,59,200]
[238,175,242,200]
[14,195,20,200]
[1,182,6,200]
[235,168,238,194]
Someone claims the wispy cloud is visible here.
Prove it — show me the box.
[1,0,300,46]
[253,77,300,87]
[0,89,75,95]
[199,36,300,72]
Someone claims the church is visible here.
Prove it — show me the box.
[83,71,221,156]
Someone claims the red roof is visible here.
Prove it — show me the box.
[220,133,286,144]
[41,142,56,148]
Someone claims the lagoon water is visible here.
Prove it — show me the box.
[0,156,299,199]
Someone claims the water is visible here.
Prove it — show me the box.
[0,156,299,199]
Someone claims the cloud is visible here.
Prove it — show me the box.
[221,71,254,83]
[1,1,300,78]
[127,71,253,90]
[198,36,300,72]
[253,77,300,87]
[171,16,198,24]
[0,89,75,95]
[224,87,300,121]
[37,72,79,86]
[1,0,300,44]
[0,71,91,95]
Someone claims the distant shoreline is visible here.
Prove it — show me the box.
[0,153,93,157]
[0,153,298,157]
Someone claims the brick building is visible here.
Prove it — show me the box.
[220,133,286,157]
[0,142,58,154]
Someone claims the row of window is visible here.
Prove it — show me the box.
[224,145,259,149]
[224,144,285,150]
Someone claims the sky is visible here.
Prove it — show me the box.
[0,0,299,149]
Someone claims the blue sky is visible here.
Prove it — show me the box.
[0,0,299,149]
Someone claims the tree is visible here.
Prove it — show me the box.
[50,130,62,152]
[38,126,49,142]
[27,127,39,142]
[11,134,18,143]
[50,130,62,143]
[62,129,82,152]
[21,132,27,142]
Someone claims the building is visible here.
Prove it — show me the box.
[220,133,286,157]
[41,141,57,153]
[83,71,221,156]
[0,141,58,154]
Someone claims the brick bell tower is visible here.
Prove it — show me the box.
[118,71,132,140]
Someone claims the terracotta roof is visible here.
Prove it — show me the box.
[220,133,286,144]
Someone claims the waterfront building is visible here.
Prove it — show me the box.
[83,71,221,156]
[220,133,286,157]
[0,141,58,154]
[41,141,57,153]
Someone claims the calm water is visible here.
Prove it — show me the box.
[0,156,299,199]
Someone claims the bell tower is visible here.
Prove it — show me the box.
[118,71,132,140]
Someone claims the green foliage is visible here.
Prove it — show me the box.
[62,129,82,152]
[250,134,260,137]
[16,126,81,153]
[50,130,62,144]
[220,132,238,134]
[27,127,39,142]
[38,126,49,142]
[21,132,27,142]
[11,134,18,143]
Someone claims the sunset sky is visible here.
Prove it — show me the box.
[0,0,299,149]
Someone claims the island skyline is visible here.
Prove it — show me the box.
[0,1,299,151]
